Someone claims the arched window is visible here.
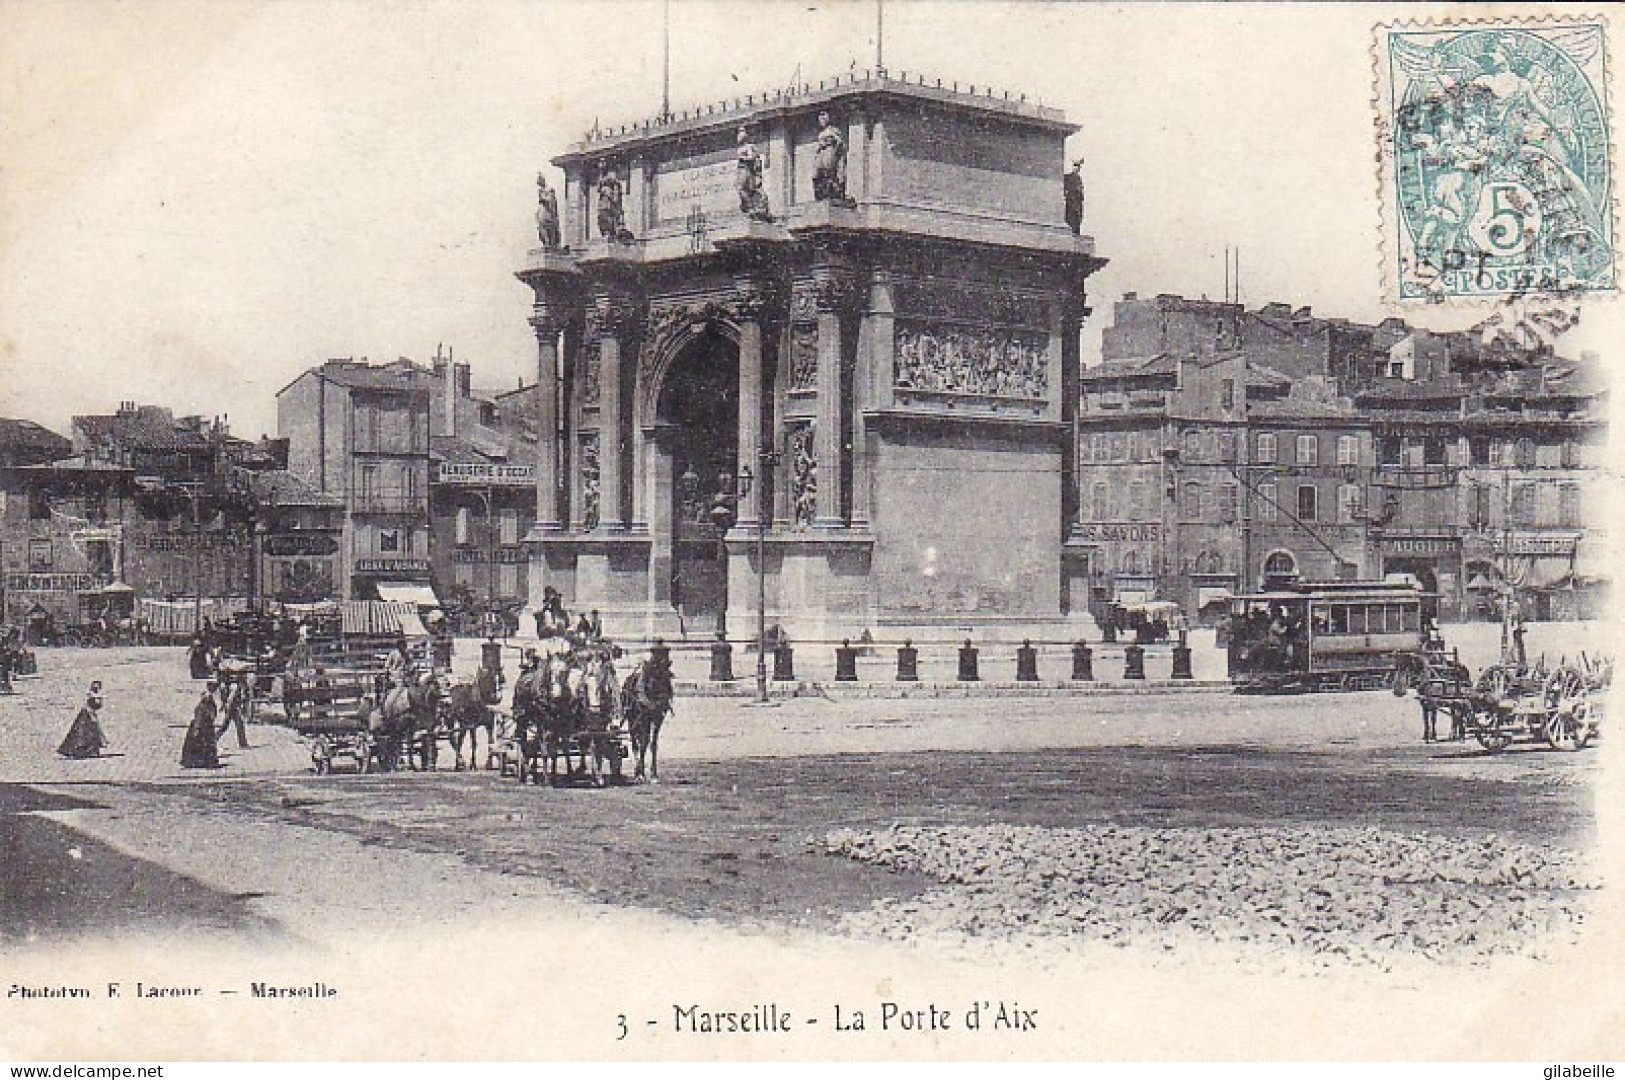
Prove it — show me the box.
[1122,550,1143,574]
[1263,550,1297,579]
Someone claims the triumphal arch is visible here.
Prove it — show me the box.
[519,73,1103,642]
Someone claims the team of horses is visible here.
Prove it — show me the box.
[354,645,673,786]
[511,647,675,787]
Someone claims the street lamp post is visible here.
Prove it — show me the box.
[752,449,781,706]
[470,486,496,635]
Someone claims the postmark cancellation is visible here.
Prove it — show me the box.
[1376,18,1616,302]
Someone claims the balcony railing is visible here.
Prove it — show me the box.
[1371,465,1457,489]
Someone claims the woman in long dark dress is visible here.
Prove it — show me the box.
[180,682,222,769]
[188,635,212,680]
[57,682,107,759]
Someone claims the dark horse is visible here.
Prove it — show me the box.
[444,664,501,770]
[620,658,674,783]
[367,673,442,771]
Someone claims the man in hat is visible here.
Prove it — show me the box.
[1064,157,1085,235]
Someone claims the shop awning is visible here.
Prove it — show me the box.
[340,600,421,636]
[1520,556,1575,591]
[375,582,441,608]
[1197,587,1233,610]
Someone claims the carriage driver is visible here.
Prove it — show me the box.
[384,640,411,688]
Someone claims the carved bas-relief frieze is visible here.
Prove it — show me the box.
[788,324,819,392]
[893,322,1050,400]
[578,432,601,530]
[580,345,602,406]
[786,420,817,527]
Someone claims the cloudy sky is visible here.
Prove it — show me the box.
[2,1,1619,437]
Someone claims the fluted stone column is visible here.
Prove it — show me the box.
[593,291,636,532]
[812,269,854,529]
[734,280,771,531]
[851,271,892,530]
[530,310,564,531]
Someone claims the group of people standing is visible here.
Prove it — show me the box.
[55,669,249,769]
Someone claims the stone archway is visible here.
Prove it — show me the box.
[647,324,740,635]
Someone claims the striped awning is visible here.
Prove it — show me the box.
[339,600,420,637]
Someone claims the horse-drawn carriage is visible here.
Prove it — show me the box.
[1395,649,1610,753]
[508,637,674,788]
[284,666,448,774]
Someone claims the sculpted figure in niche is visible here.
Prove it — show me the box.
[596,167,628,241]
[735,128,773,222]
[536,172,562,250]
[1064,157,1084,235]
[813,111,850,203]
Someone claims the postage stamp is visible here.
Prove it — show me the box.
[1376,18,1616,302]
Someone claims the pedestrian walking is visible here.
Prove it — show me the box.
[58,682,108,759]
[180,680,224,769]
[221,676,251,750]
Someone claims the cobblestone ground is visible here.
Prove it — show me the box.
[822,823,1597,971]
[0,630,1604,975]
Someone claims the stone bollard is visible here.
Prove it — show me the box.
[957,640,980,682]
[709,634,734,681]
[896,640,919,682]
[1016,639,1039,682]
[1171,629,1193,680]
[835,639,858,682]
[1123,643,1146,680]
[1103,622,1118,644]
[773,643,795,681]
[1071,640,1094,681]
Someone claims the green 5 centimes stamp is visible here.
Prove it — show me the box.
[1377,19,1616,301]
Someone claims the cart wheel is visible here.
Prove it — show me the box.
[1475,726,1513,753]
[1546,701,1592,752]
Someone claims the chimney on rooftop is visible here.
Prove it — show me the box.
[456,362,472,398]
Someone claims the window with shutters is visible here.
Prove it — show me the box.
[1256,433,1276,464]
[1337,483,1363,524]
[455,507,471,546]
[1128,480,1148,520]
[1221,482,1239,523]
[1337,435,1359,466]
[1296,435,1318,465]
[1559,484,1581,528]
[1424,437,1447,466]
[1181,482,1201,520]
[1379,436,1402,466]
[1091,482,1109,521]
[1297,484,1318,522]
[1258,482,1278,522]
[500,508,519,545]
[1510,483,1537,526]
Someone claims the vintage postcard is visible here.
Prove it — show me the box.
[1,0,1622,1064]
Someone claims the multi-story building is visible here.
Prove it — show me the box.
[278,360,435,602]
[278,353,540,610]
[247,469,346,605]
[1079,292,1609,622]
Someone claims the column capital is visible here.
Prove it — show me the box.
[730,276,778,324]
[589,287,641,338]
[793,267,860,322]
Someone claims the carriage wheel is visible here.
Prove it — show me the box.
[1474,723,1513,753]
[1545,700,1592,752]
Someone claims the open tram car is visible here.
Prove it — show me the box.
[1228,579,1427,693]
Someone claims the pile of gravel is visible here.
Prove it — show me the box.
[820,824,1598,968]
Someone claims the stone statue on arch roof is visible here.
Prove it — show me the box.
[812,111,850,204]
[735,127,774,222]
[535,172,562,250]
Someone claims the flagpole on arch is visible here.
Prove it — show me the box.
[876,0,886,76]
[661,0,671,121]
